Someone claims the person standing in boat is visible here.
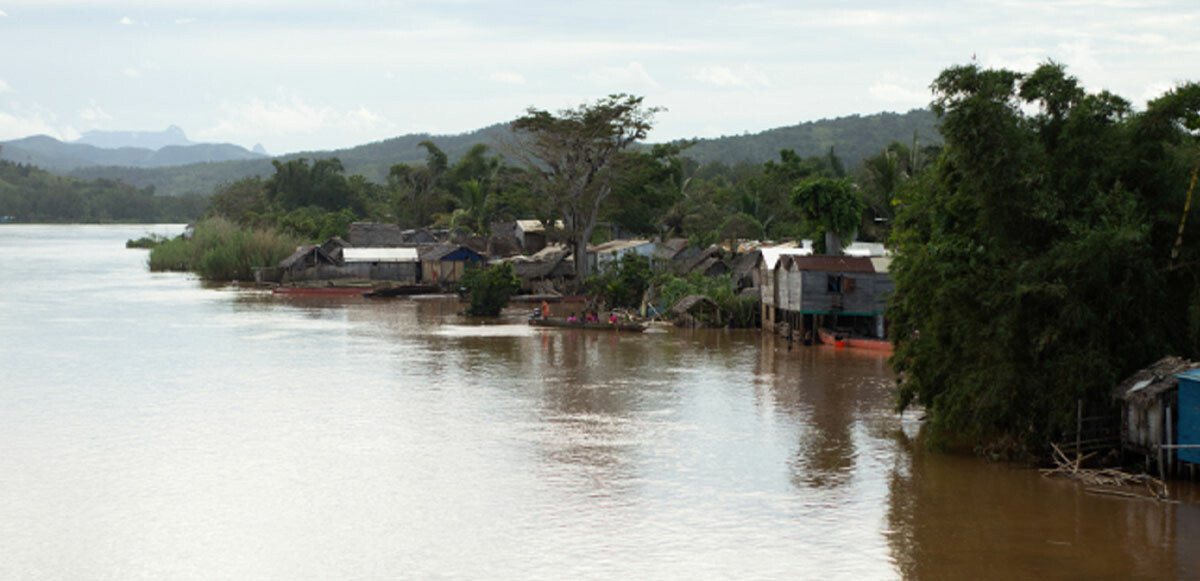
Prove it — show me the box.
[541,300,550,320]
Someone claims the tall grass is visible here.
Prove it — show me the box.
[149,217,300,281]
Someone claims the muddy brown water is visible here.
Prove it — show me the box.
[0,225,1195,579]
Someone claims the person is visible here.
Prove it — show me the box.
[609,313,618,325]
[567,313,578,323]
[541,300,550,319]
[586,312,597,323]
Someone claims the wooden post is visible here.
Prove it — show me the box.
[1076,399,1083,457]
[1167,404,1173,478]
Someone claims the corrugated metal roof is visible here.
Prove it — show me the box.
[589,239,652,253]
[760,247,813,270]
[843,242,891,257]
[516,220,564,233]
[343,247,419,263]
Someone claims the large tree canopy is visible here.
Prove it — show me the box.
[510,94,662,282]
[889,62,1200,455]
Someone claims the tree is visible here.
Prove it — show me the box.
[888,62,1200,456]
[791,177,864,253]
[587,253,652,310]
[510,94,662,284]
[459,262,521,316]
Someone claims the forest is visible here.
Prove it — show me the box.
[0,151,208,223]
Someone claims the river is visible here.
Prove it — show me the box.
[0,224,1196,580]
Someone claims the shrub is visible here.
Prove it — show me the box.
[149,217,300,281]
[459,262,521,316]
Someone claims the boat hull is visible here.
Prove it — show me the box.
[818,328,892,352]
[529,318,646,332]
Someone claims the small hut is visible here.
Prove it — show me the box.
[509,247,573,292]
[278,244,342,282]
[1113,356,1200,474]
[670,294,720,328]
[418,244,484,285]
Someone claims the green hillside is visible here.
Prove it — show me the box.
[61,111,940,198]
[676,109,940,165]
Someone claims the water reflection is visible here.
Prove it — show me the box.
[4,224,1200,579]
[885,424,1198,580]
[755,334,895,491]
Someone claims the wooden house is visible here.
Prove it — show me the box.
[418,244,484,285]
[587,239,655,272]
[1113,356,1200,475]
[759,250,892,338]
[278,244,343,283]
[508,246,574,292]
[341,247,419,283]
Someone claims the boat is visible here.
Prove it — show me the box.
[529,318,646,332]
[363,284,441,297]
[273,286,370,296]
[818,328,892,352]
[818,328,847,348]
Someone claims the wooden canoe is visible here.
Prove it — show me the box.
[529,318,646,332]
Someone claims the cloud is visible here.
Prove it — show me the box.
[694,65,771,88]
[0,9,7,17]
[489,71,526,85]
[175,17,197,25]
[122,67,142,79]
[120,16,133,25]
[0,79,11,94]
[78,101,112,122]
[0,105,80,142]
[585,62,660,91]
[198,89,392,146]
[868,82,931,107]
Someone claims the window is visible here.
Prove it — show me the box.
[826,274,842,293]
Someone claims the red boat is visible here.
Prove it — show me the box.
[818,328,893,352]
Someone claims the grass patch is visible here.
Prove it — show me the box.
[149,217,300,281]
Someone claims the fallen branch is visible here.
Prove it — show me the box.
[1042,443,1170,501]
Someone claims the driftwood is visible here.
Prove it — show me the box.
[1041,443,1170,501]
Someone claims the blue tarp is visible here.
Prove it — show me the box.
[1177,369,1200,464]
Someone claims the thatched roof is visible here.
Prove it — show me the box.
[510,249,572,280]
[680,246,722,273]
[730,250,760,284]
[278,245,340,270]
[670,294,718,316]
[1113,356,1200,405]
[349,222,404,247]
[487,233,522,257]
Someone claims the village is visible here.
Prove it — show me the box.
[256,220,890,341]
[253,219,1200,488]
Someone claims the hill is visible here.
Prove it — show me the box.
[0,134,266,172]
[676,109,940,166]
[75,125,194,150]
[41,110,939,197]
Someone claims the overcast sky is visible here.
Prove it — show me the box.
[0,0,1196,154]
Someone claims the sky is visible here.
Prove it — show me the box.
[0,0,1196,155]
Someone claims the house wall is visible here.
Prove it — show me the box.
[595,244,656,272]
[797,271,891,315]
[284,262,417,283]
[422,261,469,284]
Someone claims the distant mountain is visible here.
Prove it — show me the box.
[75,125,193,150]
[0,134,267,172]
[65,124,516,197]
[41,110,940,197]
